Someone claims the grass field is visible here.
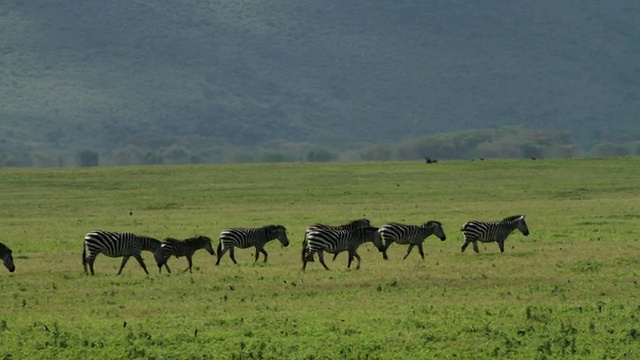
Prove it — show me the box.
[1,158,639,359]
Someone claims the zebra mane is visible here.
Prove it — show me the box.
[264,225,286,232]
[0,242,11,254]
[162,237,181,244]
[311,218,370,229]
[184,236,212,245]
[138,235,161,243]
[423,220,442,227]
[501,215,524,222]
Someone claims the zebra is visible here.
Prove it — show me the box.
[379,221,447,260]
[300,218,371,263]
[302,226,384,271]
[82,230,162,275]
[0,242,15,273]
[156,236,215,273]
[460,215,529,253]
[216,225,289,265]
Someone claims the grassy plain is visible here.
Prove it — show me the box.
[1,158,640,359]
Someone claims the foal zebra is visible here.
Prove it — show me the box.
[156,236,214,273]
[300,218,371,263]
[0,242,15,273]
[82,230,161,275]
[216,225,289,265]
[379,221,446,260]
[460,215,529,253]
[302,226,384,271]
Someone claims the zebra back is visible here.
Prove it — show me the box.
[309,218,371,232]
[160,236,213,257]
[380,221,446,244]
[461,215,528,241]
[84,230,145,257]
[220,225,289,250]
[0,242,15,273]
[307,226,382,253]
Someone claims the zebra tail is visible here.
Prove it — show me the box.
[82,244,87,266]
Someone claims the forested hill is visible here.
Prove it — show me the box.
[0,1,638,165]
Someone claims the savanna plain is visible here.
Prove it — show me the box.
[1,159,639,359]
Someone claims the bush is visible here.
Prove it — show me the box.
[76,150,99,167]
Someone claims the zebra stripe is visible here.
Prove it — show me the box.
[0,242,15,273]
[460,215,529,253]
[300,218,371,263]
[82,230,160,275]
[156,236,214,273]
[379,221,446,260]
[216,225,289,265]
[302,226,383,270]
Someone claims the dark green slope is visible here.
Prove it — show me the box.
[0,1,637,159]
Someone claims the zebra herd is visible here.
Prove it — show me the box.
[0,215,530,274]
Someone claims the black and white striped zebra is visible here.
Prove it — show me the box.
[460,215,529,253]
[82,230,161,275]
[300,218,371,263]
[379,221,447,260]
[216,225,289,265]
[0,242,15,273]
[302,226,384,271]
[155,236,215,273]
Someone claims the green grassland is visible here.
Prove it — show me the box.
[1,158,640,359]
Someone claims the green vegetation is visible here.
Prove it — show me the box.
[0,2,638,166]
[1,158,640,358]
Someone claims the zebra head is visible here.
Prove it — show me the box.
[194,236,215,255]
[0,244,15,273]
[267,225,289,247]
[503,215,529,236]
[424,221,447,241]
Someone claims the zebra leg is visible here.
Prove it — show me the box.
[317,251,330,270]
[497,240,505,253]
[260,249,268,263]
[86,256,97,276]
[117,256,131,275]
[403,244,416,260]
[382,243,391,260]
[215,245,228,265]
[461,241,470,253]
[472,241,480,253]
[302,250,311,271]
[164,263,172,274]
[229,248,238,264]
[332,252,339,261]
[352,252,362,270]
[417,243,425,260]
[133,255,150,275]
[184,256,193,273]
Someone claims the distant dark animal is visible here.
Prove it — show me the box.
[216,225,289,265]
[0,242,15,273]
[302,226,384,270]
[460,215,529,253]
[379,221,446,260]
[300,218,371,263]
[82,230,161,275]
[424,157,438,164]
[156,236,215,273]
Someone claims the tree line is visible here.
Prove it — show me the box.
[1,127,639,167]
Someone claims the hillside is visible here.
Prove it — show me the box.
[0,1,638,165]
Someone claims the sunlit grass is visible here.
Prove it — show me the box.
[1,158,640,358]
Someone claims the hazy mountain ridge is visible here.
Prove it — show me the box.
[0,1,637,164]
